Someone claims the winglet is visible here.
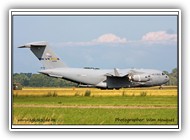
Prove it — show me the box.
[114,68,120,76]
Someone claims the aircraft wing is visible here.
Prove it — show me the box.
[104,68,126,77]
[105,68,145,77]
[104,68,150,88]
[128,70,144,74]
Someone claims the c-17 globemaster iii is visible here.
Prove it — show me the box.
[19,41,169,89]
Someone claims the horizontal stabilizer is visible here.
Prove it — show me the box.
[18,41,47,48]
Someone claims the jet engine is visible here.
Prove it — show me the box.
[128,74,150,82]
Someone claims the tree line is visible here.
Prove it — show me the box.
[163,68,177,86]
[13,73,77,87]
[13,68,178,87]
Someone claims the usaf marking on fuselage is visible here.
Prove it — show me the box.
[19,41,169,89]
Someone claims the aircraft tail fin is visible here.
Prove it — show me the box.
[19,41,66,69]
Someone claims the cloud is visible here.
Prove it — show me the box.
[141,31,177,42]
[60,33,127,47]
[93,33,127,43]
[59,31,177,47]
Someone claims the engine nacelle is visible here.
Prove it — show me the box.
[129,74,150,82]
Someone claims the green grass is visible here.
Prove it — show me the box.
[13,107,177,125]
[12,96,178,125]
[13,96,177,107]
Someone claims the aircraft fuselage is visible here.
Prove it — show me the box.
[19,41,170,89]
[39,68,169,89]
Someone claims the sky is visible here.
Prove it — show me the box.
[13,15,178,73]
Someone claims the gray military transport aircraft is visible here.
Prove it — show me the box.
[19,41,169,89]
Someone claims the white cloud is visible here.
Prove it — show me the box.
[141,31,177,42]
[60,31,177,47]
[60,33,127,47]
[93,33,127,43]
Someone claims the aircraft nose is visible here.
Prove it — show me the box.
[165,75,170,82]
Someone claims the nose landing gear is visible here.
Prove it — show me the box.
[159,85,163,89]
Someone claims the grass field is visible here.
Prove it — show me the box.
[13,107,177,125]
[12,86,178,125]
[13,86,177,96]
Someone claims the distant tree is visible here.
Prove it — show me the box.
[163,70,169,75]
[29,74,46,87]
[171,68,178,85]
[13,73,77,87]
[25,73,32,78]
[171,68,177,78]
[165,68,177,86]
[13,73,29,86]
